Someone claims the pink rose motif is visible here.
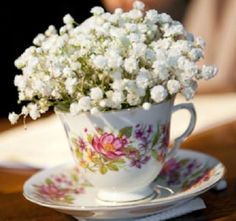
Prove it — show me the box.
[39,184,69,198]
[92,133,126,159]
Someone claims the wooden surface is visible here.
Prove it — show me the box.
[1,120,236,221]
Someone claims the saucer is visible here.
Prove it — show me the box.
[23,150,225,220]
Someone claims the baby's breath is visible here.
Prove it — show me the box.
[9,1,217,124]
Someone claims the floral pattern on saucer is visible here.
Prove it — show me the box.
[156,157,211,190]
[33,168,91,204]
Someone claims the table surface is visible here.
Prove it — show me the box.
[1,119,236,221]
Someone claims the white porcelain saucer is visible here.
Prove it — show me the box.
[23,150,225,220]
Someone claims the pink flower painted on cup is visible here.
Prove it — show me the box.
[92,133,127,159]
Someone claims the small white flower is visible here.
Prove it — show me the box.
[90,6,104,15]
[14,57,25,69]
[145,48,156,61]
[90,107,99,115]
[63,14,74,25]
[127,92,141,106]
[188,48,204,61]
[128,33,140,43]
[78,96,91,111]
[70,102,80,115]
[8,112,19,124]
[133,1,145,10]
[114,8,123,14]
[63,67,73,77]
[167,80,181,94]
[70,62,81,71]
[33,33,45,46]
[28,104,40,120]
[124,57,138,73]
[99,99,107,108]
[152,60,169,80]
[21,106,29,115]
[136,68,150,89]
[128,9,143,20]
[65,77,77,95]
[107,52,123,69]
[158,13,172,24]
[145,10,159,23]
[181,80,198,100]
[112,91,124,105]
[201,65,218,80]
[142,102,151,110]
[111,70,122,80]
[131,43,147,58]
[90,87,103,100]
[92,55,107,69]
[45,25,57,36]
[111,80,124,91]
[14,75,26,90]
[150,85,167,103]
[194,36,206,49]
[163,22,184,37]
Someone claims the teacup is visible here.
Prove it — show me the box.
[57,98,196,203]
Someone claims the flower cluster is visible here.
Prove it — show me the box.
[9,1,217,124]
[70,122,168,173]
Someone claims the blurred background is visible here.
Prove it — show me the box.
[1,0,236,117]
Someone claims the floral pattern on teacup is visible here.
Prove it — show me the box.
[69,122,169,174]
[33,168,91,204]
[157,157,212,190]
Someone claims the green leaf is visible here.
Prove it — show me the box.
[91,157,102,164]
[151,150,158,160]
[75,149,83,158]
[107,163,119,171]
[99,166,108,174]
[71,172,79,182]
[71,138,77,145]
[96,128,104,135]
[87,134,93,144]
[56,102,70,112]
[45,178,53,185]
[179,159,189,166]
[64,195,74,204]
[191,170,203,179]
[152,123,160,147]
[119,127,133,138]
[87,167,96,172]
[112,158,126,164]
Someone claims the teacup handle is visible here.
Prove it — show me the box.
[166,103,197,161]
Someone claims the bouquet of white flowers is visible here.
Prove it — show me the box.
[9,1,217,124]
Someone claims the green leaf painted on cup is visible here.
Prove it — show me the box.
[151,149,158,160]
[152,123,160,147]
[99,166,108,174]
[119,127,132,138]
[87,134,93,144]
[96,127,104,135]
[92,157,102,165]
[111,158,126,164]
[75,149,83,158]
[107,163,119,171]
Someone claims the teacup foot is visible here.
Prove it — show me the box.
[97,186,156,204]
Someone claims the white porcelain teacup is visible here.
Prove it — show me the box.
[57,98,196,203]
